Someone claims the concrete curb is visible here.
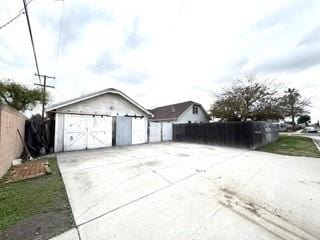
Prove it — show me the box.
[49,228,79,240]
[312,139,320,152]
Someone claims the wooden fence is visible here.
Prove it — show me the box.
[173,121,278,149]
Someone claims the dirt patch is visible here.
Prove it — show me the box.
[4,161,50,183]
[220,187,236,195]
[0,211,74,240]
[143,161,160,167]
[224,194,233,199]
[126,163,143,169]
[178,153,190,157]
[126,161,160,169]
[244,202,260,217]
[311,181,320,185]
[218,191,317,240]
[299,180,320,187]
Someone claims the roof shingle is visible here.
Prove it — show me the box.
[151,101,195,120]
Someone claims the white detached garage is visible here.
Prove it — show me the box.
[46,88,153,152]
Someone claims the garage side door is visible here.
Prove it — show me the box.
[149,122,161,142]
[132,118,147,144]
[116,116,132,146]
[87,116,112,149]
[162,122,173,141]
[64,114,88,151]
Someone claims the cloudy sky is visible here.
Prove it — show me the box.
[1,0,320,121]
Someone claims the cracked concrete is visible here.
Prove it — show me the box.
[56,142,320,240]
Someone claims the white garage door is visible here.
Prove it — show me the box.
[64,114,112,151]
[149,122,162,142]
[87,116,112,149]
[162,122,173,141]
[132,118,147,144]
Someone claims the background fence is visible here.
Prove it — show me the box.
[173,121,278,149]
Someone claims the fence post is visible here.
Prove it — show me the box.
[147,121,150,143]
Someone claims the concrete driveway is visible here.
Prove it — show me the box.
[57,142,320,240]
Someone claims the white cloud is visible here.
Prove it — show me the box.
[0,0,319,122]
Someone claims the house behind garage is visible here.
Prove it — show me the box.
[46,88,153,152]
[150,101,210,124]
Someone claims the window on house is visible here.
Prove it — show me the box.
[192,105,198,114]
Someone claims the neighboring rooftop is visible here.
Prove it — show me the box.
[151,101,205,120]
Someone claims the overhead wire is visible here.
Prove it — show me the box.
[54,0,65,78]
[41,0,46,27]
[22,0,41,83]
[0,0,35,30]
[0,9,24,29]
[52,0,65,101]
[1,0,67,98]
[2,0,29,66]
[0,0,41,83]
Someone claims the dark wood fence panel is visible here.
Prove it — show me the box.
[252,122,279,149]
[173,121,278,149]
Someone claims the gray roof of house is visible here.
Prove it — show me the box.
[150,101,209,120]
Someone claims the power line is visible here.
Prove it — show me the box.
[0,0,35,30]
[2,0,29,65]
[22,0,41,83]
[55,0,65,77]
[0,10,24,30]
[41,0,47,28]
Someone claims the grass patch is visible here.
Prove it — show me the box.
[0,158,73,232]
[258,135,320,158]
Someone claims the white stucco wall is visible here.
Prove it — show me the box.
[175,105,209,124]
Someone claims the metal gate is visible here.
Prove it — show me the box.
[116,116,132,146]
[64,114,112,151]
[149,122,173,142]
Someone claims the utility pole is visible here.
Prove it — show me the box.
[22,0,41,83]
[34,74,55,120]
[287,88,296,131]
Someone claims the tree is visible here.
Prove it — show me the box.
[0,79,48,112]
[281,88,310,130]
[210,74,283,121]
[297,115,311,125]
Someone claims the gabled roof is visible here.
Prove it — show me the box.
[45,88,153,116]
[150,101,209,120]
